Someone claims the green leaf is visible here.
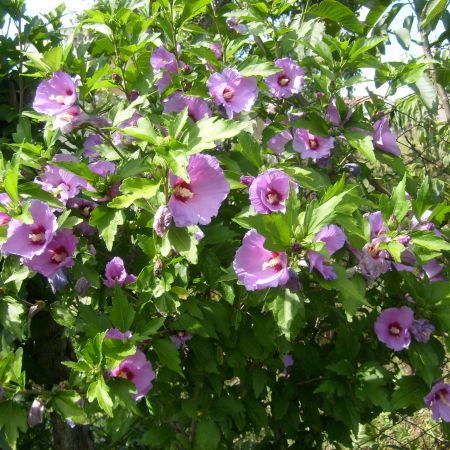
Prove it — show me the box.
[237,132,262,169]
[179,0,212,26]
[19,182,64,208]
[412,176,432,219]
[109,286,135,331]
[308,0,364,34]
[167,226,198,263]
[4,152,20,204]
[89,207,124,250]
[153,338,183,375]
[268,290,305,339]
[120,117,158,145]
[391,376,428,410]
[420,0,449,29]
[287,167,330,191]
[391,174,408,223]
[52,391,88,424]
[348,36,386,62]
[0,400,27,449]
[87,376,114,417]
[236,56,280,76]
[413,72,438,111]
[408,339,443,385]
[194,417,221,450]
[53,160,96,184]
[412,231,450,253]
[345,130,376,164]
[108,178,160,209]
[291,113,329,137]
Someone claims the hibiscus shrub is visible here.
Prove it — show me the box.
[1,0,449,449]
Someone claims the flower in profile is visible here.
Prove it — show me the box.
[110,350,155,401]
[368,211,387,239]
[423,259,447,283]
[209,43,222,59]
[265,58,305,98]
[28,399,45,428]
[0,193,12,226]
[170,331,192,349]
[207,69,258,118]
[240,175,255,187]
[105,328,133,340]
[150,47,180,92]
[372,117,401,156]
[233,229,289,290]
[410,318,434,343]
[112,111,142,146]
[2,200,57,259]
[267,130,292,154]
[424,382,450,422]
[374,306,414,351]
[88,161,116,178]
[53,105,88,133]
[163,91,211,121]
[83,134,104,160]
[293,128,335,160]
[104,257,137,288]
[33,71,79,116]
[226,17,248,34]
[153,205,172,237]
[249,169,295,214]
[325,97,352,127]
[359,237,392,280]
[167,153,230,227]
[25,229,78,278]
[307,224,346,280]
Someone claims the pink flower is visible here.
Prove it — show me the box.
[292,128,334,160]
[423,259,447,283]
[307,225,346,280]
[267,130,292,154]
[168,153,230,227]
[0,193,12,226]
[372,117,401,156]
[325,97,352,127]
[209,43,222,59]
[53,105,88,133]
[104,257,137,288]
[24,229,77,278]
[33,71,79,116]
[150,47,180,93]
[425,382,450,422]
[264,58,305,98]
[110,350,155,401]
[233,229,289,290]
[2,200,57,259]
[249,169,295,214]
[163,91,211,121]
[359,237,392,280]
[374,306,414,351]
[207,69,258,118]
[105,328,132,340]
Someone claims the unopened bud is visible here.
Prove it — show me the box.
[129,89,139,102]
[28,399,45,427]
[240,175,255,186]
[284,269,301,293]
[75,277,90,296]
[111,73,122,83]
[153,205,172,237]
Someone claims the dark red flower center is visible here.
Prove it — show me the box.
[278,74,290,87]
[367,243,381,258]
[65,88,74,96]
[50,246,68,263]
[29,225,46,245]
[173,180,193,202]
[265,188,282,206]
[308,138,319,150]
[0,214,10,226]
[436,389,450,405]
[262,252,283,272]
[116,366,134,381]
[388,322,401,336]
[223,87,234,101]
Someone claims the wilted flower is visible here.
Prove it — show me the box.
[292,128,335,160]
[83,134,104,160]
[249,169,295,214]
[104,257,137,288]
[233,229,289,290]
[33,71,79,116]
[153,205,172,237]
[207,69,258,118]
[25,229,78,278]
[374,306,414,351]
[410,318,434,343]
[75,277,90,296]
[359,237,392,280]
[307,224,346,280]
[283,268,301,292]
[167,153,230,227]
[372,117,401,156]
[264,58,305,98]
[53,105,88,132]
[110,350,155,401]
[170,331,192,349]
[2,200,57,259]
[267,130,292,154]
[425,382,450,422]
[423,259,447,283]
[28,399,45,427]
[163,91,211,121]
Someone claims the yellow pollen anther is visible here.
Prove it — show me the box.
[174,185,193,199]
[262,255,281,270]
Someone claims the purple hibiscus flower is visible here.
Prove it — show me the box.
[410,318,435,343]
[264,58,305,98]
[423,259,447,283]
[292,128,335,160]
[374,306,414,351]
[233,229,290,290]
[32,71,79,116]
[153,205,172,237]
[83,134,104,160]
[372,117,401,156]
[325,97,352,127]
[267,130,292,154]
[167,153,230,227]
[282,354,294,375]
[53,105,88,133]
[170,331,193,349]
[88,161,116,177]
[425,382,450,422]
[226,17,248,34]
[307,224,347,280]
[368,211,388,239]
[0,193,12,226]
[358,236,392,280]
[150,47,181,93]
[249,169,295,214]
[207,68,258,118]
[105,328,133,340]
[104,257,137,288]
[163,91,211,121]
[240,175,255,186]
[2,200,57,259]
[209,43,222,59]
[24,229,78,278]
[28,399,45,428]
[110,350,155,401]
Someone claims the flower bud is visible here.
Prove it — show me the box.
[240,175,255,187]
[28,399,45,428]
[75,277,90,296]
[284,269,301,293]
[153,205,172,237]
[129,89,139,102]
[111,73,122,83]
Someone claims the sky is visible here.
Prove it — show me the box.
[5,0,443,100]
